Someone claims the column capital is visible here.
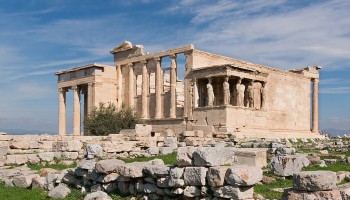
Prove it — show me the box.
[153,57,161,61]
[184,50,193,57]
[312,78,319,83]
[58,87,67,93]
[140,60,147,65]
[126,63,133,68]
[169,54,177,59]
[72,85,79,90]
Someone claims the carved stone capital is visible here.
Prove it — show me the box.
[184,50,193,57]
[58,88,67,93]
[312,78,319,83]
[153,57,161,61]
[140,60,147,65]
[169,54,177,59]
[72,86,79,91]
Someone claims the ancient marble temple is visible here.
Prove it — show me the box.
[55,41,321,138]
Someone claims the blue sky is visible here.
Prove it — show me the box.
[0,0,349,133]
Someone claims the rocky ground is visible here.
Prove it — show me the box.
[1,132,350,199]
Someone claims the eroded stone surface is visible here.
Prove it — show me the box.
[293,171,337,191]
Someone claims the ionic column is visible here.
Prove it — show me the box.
[116,65,123,110]
[312,78,319,133]
[154,57,162,119]
[72,86,80,136]
[87,83,94,114]
[58,88,66,136]
[128,63,135,107]
[141,60,148,119]
[169,54,177,118]
[183,51,192,118]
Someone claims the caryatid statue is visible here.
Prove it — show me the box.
[260,82,267,109]
[223,77,230,105]
[207,78,214,107]
[236,78,245,107]
[247,80,254,108]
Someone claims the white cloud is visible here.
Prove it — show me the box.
[319,86,350,94]
[167,0,350,70]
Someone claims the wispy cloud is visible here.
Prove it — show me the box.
[167,0,350,70]
[319,86,350,94]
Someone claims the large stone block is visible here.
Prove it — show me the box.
[225,165,263,186]
[78,160,96,170]
[12,174,40,188]
[38,152,55,162]
[207,166,230,187]
[6,154,28,165]
[95,159,125,174]
[84,191,112,200]
[183,186,201,197]
[234,148,267,168]
[86,144,103,159]
[293,171,337,191]
[61,152,79,160]
[0,145,9,156]
[52,140,82,152]
[193,147,236,167]
[143,165,170,178]
[10,141,30,150]
[184,167,207,186]
[211,185,253,199]
[48,184,71,199]
[270,154,310,176]
[176,147,197,167]
[116,163,145,178]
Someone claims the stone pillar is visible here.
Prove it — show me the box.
[72,86,80,136]
[169,54,177,118]
[141,60,148,119]
[312,78,319,133]
[128,63,135,107]
[193,79,198,108]
[260,82,267,110]
[58,88,66,136]
[183,51,193,119]
[116,65,123,110]
[154,57,162,119]
[87,83,94,114]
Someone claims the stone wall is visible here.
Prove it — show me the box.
[0,146,264,199]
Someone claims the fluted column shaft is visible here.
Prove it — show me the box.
[141,61,148,119]
[154,57,162,119]
[72,86,80,136]
[169,55,177,118]
[128,63,135,107]
[312,78,319,133]
[58,88,66,136]
[116,65,123,110]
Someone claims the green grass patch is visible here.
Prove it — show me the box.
[119,152,177,165]
[303,162,350,172]
[28,161,77,171]
[0,183,139,200]
[254,177,292,199]
[0,182,48,200]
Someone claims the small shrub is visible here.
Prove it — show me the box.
[84,103,143,136]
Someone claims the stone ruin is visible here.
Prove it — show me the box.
[1,126,350,199]
[55,41,322,139]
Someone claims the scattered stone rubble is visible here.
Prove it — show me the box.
[1,126,350,199]
[0,146,264,199]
